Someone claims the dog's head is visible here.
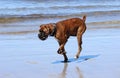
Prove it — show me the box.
[38,24,49,41]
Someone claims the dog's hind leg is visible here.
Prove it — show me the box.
[75,24,86,59]
[75,34,82,59]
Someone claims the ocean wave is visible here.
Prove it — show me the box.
[0,5,119,10]
[0,4,119,16]
[88,20,120,25]
[0,30,36,35]
[0,10,119,23]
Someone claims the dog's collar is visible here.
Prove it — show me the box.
[50,23,56,36]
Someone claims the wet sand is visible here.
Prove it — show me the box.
[0,0,120,77]
[0,23,120,78]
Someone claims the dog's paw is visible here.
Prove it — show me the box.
[57,49,63,54]
[74,55,79,59]
[57,49,66,54]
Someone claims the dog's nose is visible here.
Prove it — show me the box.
[39,30,41,32]
[38,32,47,41]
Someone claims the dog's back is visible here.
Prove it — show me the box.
[56,16,86,36]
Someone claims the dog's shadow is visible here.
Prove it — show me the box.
[52,54,100,64]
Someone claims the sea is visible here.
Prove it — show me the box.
[0,0,120,23]
[0,0,120,36]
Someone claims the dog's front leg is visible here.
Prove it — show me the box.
[57,40,68,62]
[57,44,66,54]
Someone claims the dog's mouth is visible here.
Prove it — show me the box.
[38,31,48,41]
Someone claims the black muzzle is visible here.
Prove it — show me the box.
[38,31,48,40]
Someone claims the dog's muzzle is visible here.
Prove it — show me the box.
[38,31,48,40]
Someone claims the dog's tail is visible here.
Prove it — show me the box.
[82,15,86,22]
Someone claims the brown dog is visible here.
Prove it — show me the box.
[38,15,86,62]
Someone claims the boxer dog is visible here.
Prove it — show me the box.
[38,15,86,62]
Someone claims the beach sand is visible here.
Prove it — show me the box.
[0,22,120,78]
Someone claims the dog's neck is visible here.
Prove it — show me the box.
[50,23,56,36]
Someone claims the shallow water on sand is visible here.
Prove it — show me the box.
[0,29,120,78]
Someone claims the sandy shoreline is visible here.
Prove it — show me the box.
[0,24,120,78]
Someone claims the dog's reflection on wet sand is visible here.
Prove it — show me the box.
[58,63,68,78]
[50,63,83,78]
[51,55,99,78]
